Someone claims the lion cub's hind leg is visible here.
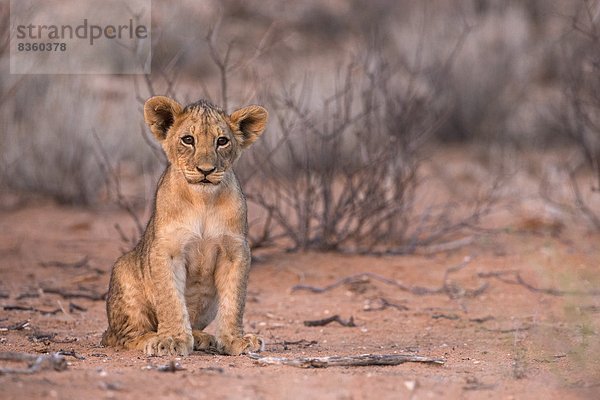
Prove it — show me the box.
[104,256,164,354]
[105,272,192,357]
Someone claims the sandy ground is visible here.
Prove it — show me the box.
[0,203,599,400]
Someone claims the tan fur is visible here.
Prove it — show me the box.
[101,97,267,356]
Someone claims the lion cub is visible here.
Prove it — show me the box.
[101,96,267,356]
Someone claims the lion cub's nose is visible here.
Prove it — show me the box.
[197,166,216,176]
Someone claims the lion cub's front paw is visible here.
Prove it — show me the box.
[143,334,193,356]
[192,330,217,351]
[218,334,264,355]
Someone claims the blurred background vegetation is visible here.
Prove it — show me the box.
[1,0,599,253]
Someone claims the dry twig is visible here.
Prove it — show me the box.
[40,287,107,301]
[303,315,356,327]
[431,313,460,320]
[293,257,487,299]
[93,130,145,247]
[206,12,274,110]
[28,331,56,343]
[478,270,600,296]
[3,305,61,315]
[57,350,85,360]
[0,352,67,375]
[248,353,445,368]
[482,324,532,334]
[69,302,87,312]
[0,320,29,331]
[15,292,40,300]
[269,339,318,351]
[469,316,495,323]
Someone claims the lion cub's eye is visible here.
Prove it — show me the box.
[216,137,229,147]
[181,135,194,145]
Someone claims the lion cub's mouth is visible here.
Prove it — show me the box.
[183,175,220,185]
[194,176,221,185]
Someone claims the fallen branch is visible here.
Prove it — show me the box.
[41,287,107,301]
[28,331,56,343]
[292,257,486,299]
[248,353,445,368]
[304,315,356,327]
[3,305,61,315]
[478,271,600,296]
[27,331,77,345]
[431,313,460,320]
[69,302,87,312]
[0,352,67,375]
[0,320,29,332]
[270,339,318,350]
[469,316,495,323]
[57,350,85,360]
[482,325,531,334]
[53,337,78,344]
[292,273,410,294]
[15,292,40,300]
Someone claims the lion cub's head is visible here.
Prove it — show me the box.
[143,96,267,186]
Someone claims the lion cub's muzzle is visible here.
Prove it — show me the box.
[187,166,224,185]
[197,166,215,184]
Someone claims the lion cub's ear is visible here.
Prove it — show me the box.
[144,96,183,141]
[229,105,268,149]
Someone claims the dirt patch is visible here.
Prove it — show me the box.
[1,203,599,399]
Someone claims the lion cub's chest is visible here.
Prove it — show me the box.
[181,209,229,242]
[164,208,233,254]
[160,200,241,262]
[154,187,245,286]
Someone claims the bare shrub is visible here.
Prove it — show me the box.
[0,5,156,206]
[240,46,496,253]
[0,2,503,252]
[546,0,600,229]
[0,77,114,204]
